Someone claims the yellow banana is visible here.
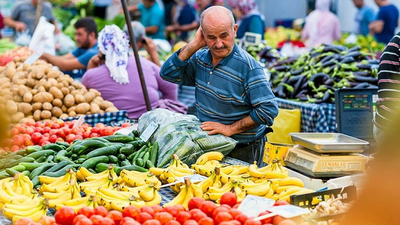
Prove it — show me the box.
[278,189,315,203]
[204,160,220,167]
[11,207,47,223]
[248,162,266,178]
[76,170,85,182]
[3,204,42,219]
[118,184,148,192]
[195,151,224,165]
[79,178,113,190]
[197,175,215,193]
[109,199,146,211]
[138,185,157,202]
[278,177,304,187]
[264,171,288,179]
[20,174,33,191]
[48,192,73,208]
[239,179,270,189]
[3,197,43,211]
[219,165,234,174]
[278,186,305,199]
[276,163,289,176]
[243,184,271,196]
[180,185,194,210]
[98,187,138,199]
[149,167,166,176]
[63,196,91,207]
[191,164,214,176]
[163,186,187,207]
[264,186,274,198]
[173,167,196,174]
[206,191,224,201]
[145,192,162,206]
[38,175,62,185]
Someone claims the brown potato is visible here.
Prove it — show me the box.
[32,102,42,111]
[61,87,69,96]
[23,92,33,103]
[103,101,114,109]
[42,102,52,111]
[74,93,85,104]
[18,102,33,115]
[13,95,22,102]
[51,107,63,118]
[59,113,69,119]
[6,100,18,114]
[84,92,96,103]
[67,106,76,113]
[61,105,67,113]
[41,110,52,120]
[11,112,24,123]
[52,98,63,107]
[33,92,54,103]
[49,87,63,99]
[68,111,76,117]
[63,94,75,107]
[33,110,41,121]
[76,103,90,114]
[90,103,101,114]
[105,107,119,112]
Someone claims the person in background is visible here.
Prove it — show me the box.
[3,0,59,36]
[40,18,98,80]
[195,0,213,15]
[352,0,375,36]
[301,0,341,47]
[82,25,181,119]
[369,0,399,44]
[212,0,224,6]
[163,0,177,27]
[373,32,400,148]
[94,0,113,19]
[165,0,199,42]
[127,0,166,40]
[0,12,4,39]
[124,21,161,67]
[228,0,265,39]
[160,6,278,166]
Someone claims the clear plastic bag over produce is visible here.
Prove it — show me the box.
[138,109,237,167]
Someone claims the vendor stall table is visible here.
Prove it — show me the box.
[62,110,130,127]
[276,98,336,133]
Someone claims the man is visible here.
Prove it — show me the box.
[195,0,213,14]
[124,21,161,67]
[127,0,166,40]
[369,0,399,44]
[160,6,279,166]
[40,18,98,79]
[352,0,375,36]
[373,32,400,148]
[3,0,59,35]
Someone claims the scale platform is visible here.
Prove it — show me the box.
[284,145,368,178]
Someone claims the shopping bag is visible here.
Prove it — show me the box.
[267,108,301,145]
[29,16,55,55]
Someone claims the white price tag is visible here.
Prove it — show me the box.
[114,125,138,135]
[238,195,275,218]
[23,53,42,65]
[72,115,85,129]
[160,174,207,188]
[140,122,158,142]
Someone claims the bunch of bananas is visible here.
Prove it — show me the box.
[119,170,161,188]
[79,166,119,192]
[163,177,202,209]
[269,177,314,202]
[205,179,247,203]
[0,173,48,223]
[55,195,98,212]
[248,160,289,179]
[39,169,81,208]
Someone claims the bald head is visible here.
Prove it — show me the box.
[200,6,236,31]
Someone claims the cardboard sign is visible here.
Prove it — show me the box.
[140,122,158,142]
[238,195,275,218]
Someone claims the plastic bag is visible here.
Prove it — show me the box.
[29,16,55,55]
[138,109,237,167]
[55,33,76,56]
[14,30,31,46]
[266,108,301,145]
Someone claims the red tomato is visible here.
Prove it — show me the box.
[62,127,71,136]
[96,123,105,129]
[176,211,192,224]
[31,132,42,144]
[154,212,173,225]
[188,197,205,211]
[42,126,51,134]
[51,123,61,129]
[212,207,229,220]
[13,135,25,146]
[11,145,20,152]
[25,127,34,136]
[65,134,76,143]
[163,206,178,217]
[136,212,153,223]
[189,209,207,222]
[183,220,198,225]
[122,206,140,219]
[24,138,33,147]
[107,210,123,225]
[228,209,242,221]
[198,217,214,225]
[258,211,273,224]
[273,201,290,207]
[14,218,34,225]
[219,205,231,210]
[94,206,109,217]
[77,207,95,219]
[164,221,180,225]
[43,133,50,138]
[98,217,115,225]
[91,127,100,134]
[90,215,104,224]
[151,205,164,213]
[119,217,140,225]
[10,128,19,136]
[103,127,114,136]
[142,219,161,225]
[75,217,93,225]
[243,220,262,225]
[25,120,35,127]
[90,133,100,138]
[40,140,51,147]
[174,204,186,213]
[55,206,76,225]
[219,221,241,225]
[276,220,296,225]
[75,134,83,140]
[272,215,285,225]
[73,215,89,225]
[199,201,217,217]
[49,134,58,143]
[220,192,237,208]
[235,214,248,225]
[38,215,56,225]
[141,206,156,217]
[214,212,233,225]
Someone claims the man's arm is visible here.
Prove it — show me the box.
[369,20,384,34]
[40,53,85,71]
[201,116,258,137]
[145,26,159,35]
[3,17,26,32]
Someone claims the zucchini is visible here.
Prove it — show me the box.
[81,156,109,169]
[108,155,118,164]
[19,162,48,171]
[85,146,119,159]
[56,141,70,149]
[29,163,56,180]
[95,163,116,173]
[45,161,71,173]
[25,145,42,154]
[25,150,55,159]
[42,143,64,151]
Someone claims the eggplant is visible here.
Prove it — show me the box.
[322,59,338,68]
[287,75,304,85]
[273,65,291,72]
[352,75,378,84]
[289,66,304,76]
[309,73,331,85]
[342,51,366,60]
[348,46,361,52]
[356,64,373,70]
[291,75,308,99]
[368,59,380,64]
[353,82,374,89]
[322,45,347,53]
[339,56,355,64]
[352,71,371,77]
[321,90,331,103]
[324,78,334,85]
[295,89,309,98]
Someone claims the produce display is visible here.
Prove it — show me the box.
[269,44,379,103]
[335,33,386,54]
[264,26,301,49]
[0,58,118,125]
[0,39,18,56]
[0,47,33,66]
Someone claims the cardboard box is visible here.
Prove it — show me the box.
[263,142,292,165]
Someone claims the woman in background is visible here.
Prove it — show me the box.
[301,0,341,47]
[227,0,265,39]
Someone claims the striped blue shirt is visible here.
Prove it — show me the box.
[160,44,279,143]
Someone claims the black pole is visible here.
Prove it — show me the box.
[120,0,152,111]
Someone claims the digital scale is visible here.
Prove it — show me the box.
[283,133,369,179]
[237,32,263,48]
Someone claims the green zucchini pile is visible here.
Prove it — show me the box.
[0,130,159,187]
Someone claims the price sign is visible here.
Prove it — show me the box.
[238,195,275,218]
[140,122,158,142]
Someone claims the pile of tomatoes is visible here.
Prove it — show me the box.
[15,193,297,225]
[1,120,131,152]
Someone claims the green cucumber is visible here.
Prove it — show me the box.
[127,152,137,161]
[44,155,54,163]
[35,154,47,163]
[5,164,26,176]
[56,141,70,149]
[120,160,131,167]
[25,145,42,154]
[77,140,110,155]
[142,152,150,165]
[135,158,144,167]
[132,130,139,138]
[119,144,134,155]
[25,150,55,159]
[19,162,48,171]
[42,143,64,151]
[45,161,71,173]
[4,156,35,168]
[29,163,56,180]
[117,154,126,161]
[75,157,86,164]
[95,163,116,173]
[108,155,118,164]
[55,150,68,162]
[21,170,30,177]
[85,145,119,159]
[146,160,155,168]
[81,156,109,169]
[102,135,134,143]
[0,170,9,179]
[132,146,147,163]
[42,165,73,177]
[149,142,159,165]
[116,164,148,174]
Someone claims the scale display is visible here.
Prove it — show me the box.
[342,94,373,110]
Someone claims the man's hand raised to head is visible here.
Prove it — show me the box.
[177,27,207,61]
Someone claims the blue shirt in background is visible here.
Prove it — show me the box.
[375,4,399,44]
[139,2,165,39]
[354,5,375,36]
[64,43,98,79]
[160,45,279,144]
[177,4,197,41]
[236,14,265,39]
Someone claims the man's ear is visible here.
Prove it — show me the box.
[233,24,238,37]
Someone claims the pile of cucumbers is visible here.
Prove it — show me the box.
[0,130,159,187]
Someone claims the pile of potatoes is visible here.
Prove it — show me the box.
[0,57,119,124]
